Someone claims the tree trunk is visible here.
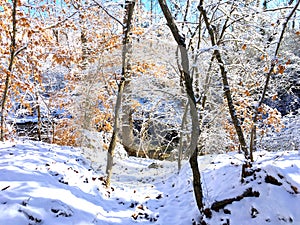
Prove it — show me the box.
[106,0,136,187]
[121,82,135,154]
[80,27,89,72]
[35,90,42,141]
[0,0,17,141]
[121,0,135,155]
[178,101,189,172]
[106,80,126,187]
[158,0,204,213]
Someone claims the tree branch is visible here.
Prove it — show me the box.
[44,11,79,30]
[92,0,124,27]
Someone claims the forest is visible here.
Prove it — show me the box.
[0,0,300,224]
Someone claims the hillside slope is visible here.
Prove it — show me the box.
[0,141,299,225]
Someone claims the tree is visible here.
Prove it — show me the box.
[44,1,122,147]
[198,0,250,160]
[158,0,204,213]
[249,0,300,160]
[0,0,60,141]
[106,0,136,187]
[193,0,300,179]
[0,0,18,141]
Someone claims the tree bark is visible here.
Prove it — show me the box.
[158,0,204,212]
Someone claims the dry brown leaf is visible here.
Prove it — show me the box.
[278,65,285,74]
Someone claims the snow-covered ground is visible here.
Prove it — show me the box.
[0,141,299,225]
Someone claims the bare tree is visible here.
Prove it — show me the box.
[106,0,136,187]
[198,0,249,159]
[158,0,204,213]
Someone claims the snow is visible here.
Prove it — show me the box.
[0,140,300,225]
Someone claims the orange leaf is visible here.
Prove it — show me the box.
[272,95,278,100]
[278,64,285,74]
[244,90,251,96]
[258,107,263,113]
[242,44,247,50]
